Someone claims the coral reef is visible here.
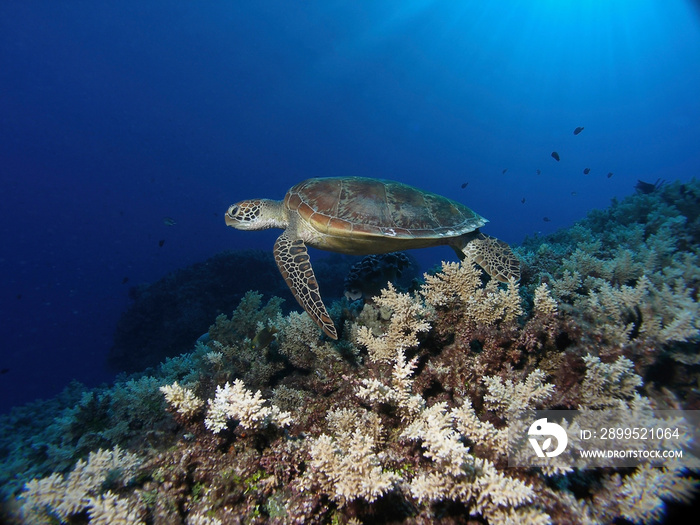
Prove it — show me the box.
[20,447,143,524]
[2,179,699,524]
[518,179,700,392]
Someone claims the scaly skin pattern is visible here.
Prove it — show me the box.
[273,231,336,339]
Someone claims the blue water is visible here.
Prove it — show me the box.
[1,0,699,412]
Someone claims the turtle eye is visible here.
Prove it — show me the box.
[227,205,238,218]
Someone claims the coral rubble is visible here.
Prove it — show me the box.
[2,179,699,524]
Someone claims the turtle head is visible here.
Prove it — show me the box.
[225,199,286,231]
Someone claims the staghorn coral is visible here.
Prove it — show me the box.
[451,397,509,457]
[550,269,582,298]
[160,381,204,418]
[565,274,700,349]
[401,402,549,524]
[482,369,555,420]
[421,261,523,325]
[579,355,643,409]
[186,513,224,525]
[420,260,483,307]
[355,282,431,363]
[86,491,145,525]
[522,179,700,378]
[533,282,558,316]
[204,379,292,433]
[305,408,399,506]
[593,463,698,524]
[356,346,425,419]
[275,310,348,370]
[20,447,143,524]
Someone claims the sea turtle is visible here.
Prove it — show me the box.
[225,177,520,339]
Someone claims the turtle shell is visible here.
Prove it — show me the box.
[284,177,487,239]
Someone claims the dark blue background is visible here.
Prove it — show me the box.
[2,0,699,411]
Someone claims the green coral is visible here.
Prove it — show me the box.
[208,290,284,344]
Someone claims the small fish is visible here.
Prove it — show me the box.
[607,172,613,178]
[521,198,526,204]
[502,169,508,174]
[461,182,468,189]
[543,217,551,222]
[573,126,584,135]
[158,239,165,247]
[251,326,279,351]
[0,368,9,374]
[583,167,591,174]
[551,151,560,161]
[571,191,577,196]
[16,294,22,300]
[163,217,176,226]
[121,277,129,284]
[536,169,541,175]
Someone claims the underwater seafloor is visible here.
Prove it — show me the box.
[1,179,699,524]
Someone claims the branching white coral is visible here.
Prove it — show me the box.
[579,355,642,409]
[420,261,523,324]
[86,491,145,525]
[356,347,424,419]
[356,283,431,363]
[203,350,224,366]
[471,458,540,516]
[420,261,483,307]
[595,463,698,524]
[551,269,582,299]
[160,381,204,418]
[204,379,292,433]
[452,397,509,456]
[533,283,557,316]
[186,513,223,525]
[577,276,650,343]
[641,280,700,343]
[401,402,548,523]
[482,369,555,420]
[402,403,469,477]
[354,283,427,418]
[307,413,399,506]
[563,269,699,346]
[276,311,323,355]
[21,447,143,524]
[325,407,384,446]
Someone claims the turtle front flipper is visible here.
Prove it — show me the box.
[457,233,521,283]
[274,232,338,339]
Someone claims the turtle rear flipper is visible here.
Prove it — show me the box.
[274,232,338,339]
[455,233,520,283]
